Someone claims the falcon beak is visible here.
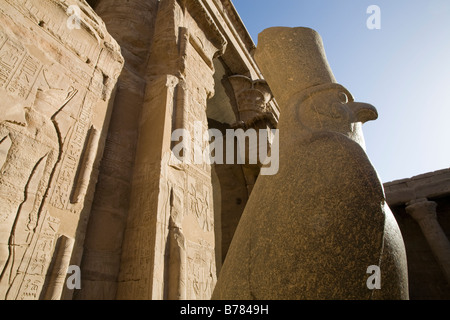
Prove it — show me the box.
[347,102,378,124]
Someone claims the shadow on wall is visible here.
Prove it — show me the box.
[390,198,450,300]
[86,0,100,9]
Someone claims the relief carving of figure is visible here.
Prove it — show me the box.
[0,67,77,299]
[187,177,213,232]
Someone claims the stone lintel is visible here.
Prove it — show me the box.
[184,0,228,57]
[384,168,450,207]
[406,198,450,285]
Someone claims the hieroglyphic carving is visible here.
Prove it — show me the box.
[42,235,75,300]
[187,173,213,232]
[167,188,187,300]
[0,69,77,223]
[0,33,25,88]
[0,68,77,299]
[7,55,43,100]
[5,0,103,65]
[71,126,100,204]
[50,93,95,211]
[184,0,227,59]
[167,1,221,299]
[114,0,223,300]
[0,154,49,299]
[2,0,124,105]
[6,212,60,300]
[186,240,216,300]
[0,0,123,301]
[0,30,43,101]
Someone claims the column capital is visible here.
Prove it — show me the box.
[228,75,276,127]
[405,198,450,285]
[405,198,438,222]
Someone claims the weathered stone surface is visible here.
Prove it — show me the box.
[3,0,436,301]
[384,169,450,298]
[113,0,227,300]
[406,198,450,286]
[228,75,274,125]
[0,0,123,300]
[385,168,450,207]
[213,27,409,300]
[76,0,160,300]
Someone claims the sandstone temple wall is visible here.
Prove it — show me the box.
[2,0,446,301]
[0,0,279,300]
[384,169,450,299]
[0,0,123,300]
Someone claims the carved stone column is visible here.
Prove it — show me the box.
[77,0,160,300]
[406,198,450,285]
[42,236,75,300]
[228,75,274,126]
[228,75,277,195]
[115,0,227,300]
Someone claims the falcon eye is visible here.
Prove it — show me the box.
[338,92,349,104]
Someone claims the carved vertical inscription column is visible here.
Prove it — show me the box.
[116,0,226,300]
[42,236,75,300]
[406,198,450,285]
[77,0,160,300]
[0,0,123,300]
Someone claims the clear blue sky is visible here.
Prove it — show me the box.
[232,0,450,183]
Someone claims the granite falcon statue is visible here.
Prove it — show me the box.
[212,27,409,300]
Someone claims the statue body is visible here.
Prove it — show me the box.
[212,27,409,300]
